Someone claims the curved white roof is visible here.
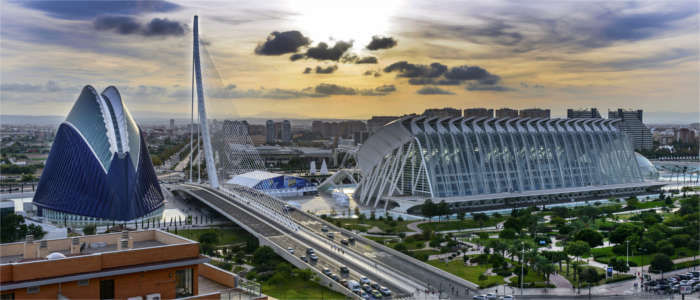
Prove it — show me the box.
[226,170,282,188]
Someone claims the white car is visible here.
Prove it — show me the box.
[502,296,514,300]
[486,294,498,300]
[287,247,294,254]
[359,276,370,285]
[473,295,486,300]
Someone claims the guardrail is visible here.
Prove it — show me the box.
[299,210,480,292]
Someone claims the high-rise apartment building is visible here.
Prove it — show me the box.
[169,118,175,130]
[463,108,494,118]
[281,120,292,143]
[567,108,602,119]
[608,109,653,150]
[495,108,518,118]
[519,108,551,119]
[265,120,275,144]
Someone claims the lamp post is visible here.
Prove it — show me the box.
[626,240,630,269]
[520,243,525,296]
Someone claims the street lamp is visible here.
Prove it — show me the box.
[520,243,525,296]
[626,240,630,268]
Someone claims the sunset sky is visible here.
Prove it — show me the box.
[1,0,698,122]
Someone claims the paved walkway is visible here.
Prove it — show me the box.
[550,273,573,289]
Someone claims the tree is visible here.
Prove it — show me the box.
[609,257,629,274]
[354,206,361,217]
[574,229,604,248]
[564,240,590,263]
[609,223,642,244]
[0,213,46,243]
[650,254,673,278]
[437,200,450,221]
[473,213,489,229]
[457,211,465,221]
[252,246,278,270]
[421,199,436,220]
[625,196,639,209]
[500,228,517,240]
[579,267,600,296]
[199,231,219,245]
[83,224,96,235]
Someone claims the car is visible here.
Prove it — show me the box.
[379,286,391,296]
[287,247,294,254]
[283,205,294,212]
[341,239,349,246]
[322,268,332,276]
[681,280,689,285]
[370,290,383,299]
[339,266,349,274]
[347,280,361,293]
[321,225,329,232]
[486,294,498,300]
[360,291,370,299]
[694,284,700,292]
[327,232,335,239]
[359,276,370,285]
[309,253,318,261]
[340,279,348,287]
[300,255,307,262]
[502,296,514,300]
[306,248,315,254]
[348,237,356,244]
[331,273,340,282]
[691,271,700,278]
[473,295,487,300]
[362,284,373,292]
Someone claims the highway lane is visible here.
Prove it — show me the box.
[289,210,478,297]
[180,185,410,298]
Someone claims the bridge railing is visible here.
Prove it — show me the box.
[214,184,300,232]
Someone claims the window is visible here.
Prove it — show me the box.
[100,279,114,300]
[1,293,14,300]
[78,279,89,287]
[26,287,39,294]
[175,268,193,298]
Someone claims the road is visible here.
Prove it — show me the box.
[176,184,416,299]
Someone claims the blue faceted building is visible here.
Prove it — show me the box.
[34,86,164,225]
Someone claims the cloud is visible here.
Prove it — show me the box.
[290,54,305,61]
[356,56,378,64]
[384,61,448,78]
[363,70,382,77]
[122,85,168,97]
[366,36,398,50]
[303,65,338,74]
[0,81,72,93]
[20,0,180,20]
[314,83,356,95]
[254,31,310,55]
[417,86,455,95]
[408,78,461,85]
[304,41,353,61]
[466,84,513,92]
[93,16,185,37]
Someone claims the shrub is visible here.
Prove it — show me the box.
[83,224,96,235]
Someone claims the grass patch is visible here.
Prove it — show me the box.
[418,216,504,232]
[176,227,252,246]
[331,218,413,234]
[593,246,700,266]
[262,276,346,300]
[428,259,504,288]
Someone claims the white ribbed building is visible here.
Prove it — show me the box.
[356,116,663,212]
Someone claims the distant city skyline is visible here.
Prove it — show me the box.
[1,0,698,121]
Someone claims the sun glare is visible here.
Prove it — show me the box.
[288,0,399,51]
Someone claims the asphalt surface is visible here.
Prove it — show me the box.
[179,185,405,298]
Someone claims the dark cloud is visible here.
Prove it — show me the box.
[20,0,180,20]
[304,41,353,61]
[93,16,185,37]
[255,31,310,55]
[384,61,448,78]
[374,84,397,93]
[315,65,338,74]
[417,86,454,95]
[360,85,397,96]
[363,70,382,77]
[356,56,378,64]
[303,67,312,74]
[0,81,72,93]
[408,78,461,85]
[444,66,491,81]
[366,36,398,50]
[314,83,356,95]
[290,54,305,61]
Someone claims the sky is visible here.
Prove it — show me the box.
[1,0,699,123]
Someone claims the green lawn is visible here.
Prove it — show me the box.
[428,259,505,288]
[176,227,253,246]
[509,270,553,288]
[418,216,504,232]
[333,218,413,233]
[592,246,700,266]
[262,276,346,300]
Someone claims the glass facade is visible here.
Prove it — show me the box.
[357,116,650,205]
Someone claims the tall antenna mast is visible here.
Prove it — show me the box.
[189,55,194,182]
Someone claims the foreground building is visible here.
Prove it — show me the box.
[356,116,663,212]
[33,86,164,225]
[0,230,261,299]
